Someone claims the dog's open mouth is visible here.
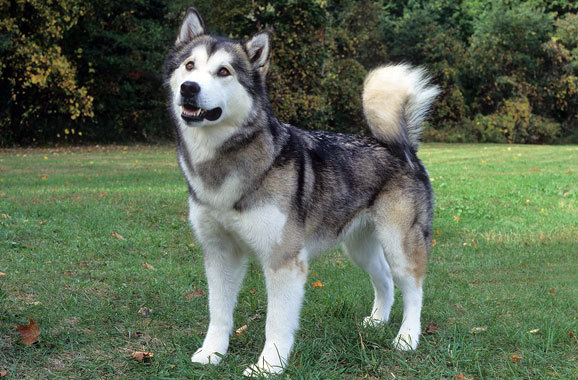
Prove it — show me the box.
[181,104,222,122]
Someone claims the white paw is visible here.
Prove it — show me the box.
[362,315,385,328]
[243,362,284,377]
[392,332,419,351]
[191,348,224,365]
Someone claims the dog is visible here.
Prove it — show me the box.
[164,7,439,376]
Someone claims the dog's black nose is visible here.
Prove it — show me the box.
[181,81,200,98]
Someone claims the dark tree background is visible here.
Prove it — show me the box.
[1,0,576,146]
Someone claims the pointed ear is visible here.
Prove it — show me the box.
[176,7,205,46]
[244,29,273,77]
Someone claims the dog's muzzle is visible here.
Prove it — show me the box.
[180,81,222,123]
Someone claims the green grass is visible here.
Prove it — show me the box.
[1,144,576,379]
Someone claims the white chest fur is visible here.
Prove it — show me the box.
[189,200,288,260]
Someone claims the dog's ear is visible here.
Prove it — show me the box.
[176,7,205,46]
[244,29,273,77]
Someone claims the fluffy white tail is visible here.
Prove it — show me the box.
[362,64,439,149]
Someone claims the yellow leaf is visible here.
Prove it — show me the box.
[235,325,248,335]
[312,280,324,288]
[111,231,125,240]
[131,351,154,362]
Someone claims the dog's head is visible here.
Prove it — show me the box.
[165,8,272,129]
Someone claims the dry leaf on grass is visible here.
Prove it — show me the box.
[111,231,125,240]
[17,318,40,345]
[137,307,153,316]
[0,272,6,277]
[248,313,262,322]
[510,354,521,363]
[235,325,248,336]
[312,280,324,288]
[469,326,487,334]
[425,322,440,334]
[528,328,540,334]
[184,289,205,299]
[0,369,7,378]
[132,351,154,362]
[141,262,155,270]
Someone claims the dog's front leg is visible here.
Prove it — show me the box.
[243,257,308,376]
[192,246,247,365]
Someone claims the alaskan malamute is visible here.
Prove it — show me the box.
[164,7,438,376]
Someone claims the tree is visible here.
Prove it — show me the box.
[0,0,93,145]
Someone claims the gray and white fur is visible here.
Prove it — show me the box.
[164,7,439,377]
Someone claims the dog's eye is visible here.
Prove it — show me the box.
[185,61,194,71]
[217,67,231,77]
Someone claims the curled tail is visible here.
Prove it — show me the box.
[362,64,439,150]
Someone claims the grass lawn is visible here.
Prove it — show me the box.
[1,143,576,379]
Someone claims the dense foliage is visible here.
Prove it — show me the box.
[1,0,576,146]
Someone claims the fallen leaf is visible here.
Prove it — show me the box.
[453,215,460,222]
[184,289,205,299]
[249,289,256,295]
[248,313,262,322]
[569,331,575,338]
[17,318,40,345]
[548,289,556,294]
[455,373,466,380]
[425,322,440,334]
[141,262,154,270]
[0,272,6,277]
[235,325,248,335]
[0,369,7,377]
[510,354,521,363]
[111,231,125,240]
[431,239,437,247]
[137,307,153,316]
[132,351,154,362]
[469,326,487,334]
[528,328,540,334]
[312,280,324,288]
[99,192,107,197]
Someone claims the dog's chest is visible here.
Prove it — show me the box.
[190,201,289,257]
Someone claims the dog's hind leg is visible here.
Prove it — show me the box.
[344,224,394,326]
[191,228,247,365]
[376,219,428,351]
